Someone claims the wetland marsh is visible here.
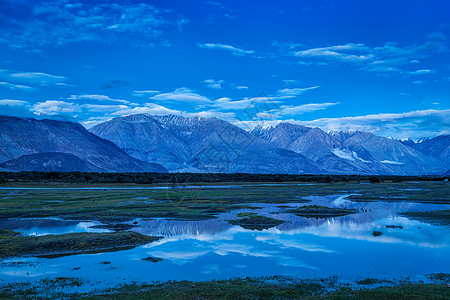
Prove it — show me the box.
[0,180,449,298]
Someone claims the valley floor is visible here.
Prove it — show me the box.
[1,276,449,299]
[0,179,448,298]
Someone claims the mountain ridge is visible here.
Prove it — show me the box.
[412,134,449,165]
[250,122,446,175]
[0,114,447,175]
[0,115,167,173]
[90,114,324,174]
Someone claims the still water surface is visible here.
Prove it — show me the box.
[0,193,449,289]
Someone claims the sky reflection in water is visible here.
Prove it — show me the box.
[0,194,449,287]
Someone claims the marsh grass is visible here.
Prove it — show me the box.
[0,181,447,222]
[0,181,449,298]
[356,278,392,285]
[227,214,284,230]
[372,231,383,237]
[401,209,450,226]
[141,256,163,263]
[89,223,137,231]
[426,273,450,283]
[2,277,448,299]
[288,205,357,218]
[90,281,450,300]
[0,230,159,258]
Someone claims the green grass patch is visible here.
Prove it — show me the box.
[227,215,284,230]
[0,181,447,222]
[427,273,450,283]
[331,284,450,299]
[1,276,449,299]
[88,223,137,231]
[77,281,450,299]
[288,205,357,218]
[236,212,257,218]
[356,278,392,285]
[401,209,450,226]
[0,228,20,237]
[0,230,159,258]
[141,256,163,263]
[372,230,383,237]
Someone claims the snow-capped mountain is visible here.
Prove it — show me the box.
[325,130,444,174]
[1,114,446,175]
[90,114,323,174]
[0,116,167,173]
[250,123,368,174]
[398,138,416,148]
[413,135,449,166]
[88,114,190,171]
[251,123,445,175]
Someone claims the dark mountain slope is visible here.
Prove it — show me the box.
[0,116,167,172]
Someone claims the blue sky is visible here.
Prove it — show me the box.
[0,0,449,139]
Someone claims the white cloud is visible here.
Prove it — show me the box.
[203,79,224,89]
[197,43,255,56]
[86,101,235,121]
[0,1,171,50]
[32,100,80,115]
[213,97,254,110]
[279,102,340,115]
[110,107,159,116]
[293,43,372,62]
[132,90,161,97]
[0,82,35,91]
[206,1,224,7]
[294,109,450,139]
[276,86,320,99]
[177,18,190,32]
[408,69,436,75]
[69,94,129,104]
[426,31,447,41]
[248,102,339,119]
[81,116,114,129]
[146,103,183,115]
[256,112,276,119]
[213,94,282,112]
[0,99,30,106]
[236,86,248,90]
[83,104,128,112]
[10,72,66,85]
[190,110,235,121]
[286,39,446,76]
[0,69,67,87]
[236,108,449,140]
[150,87,212,103]
[212,94,336,122]
[111,103,181,116]
[282,79,300,86]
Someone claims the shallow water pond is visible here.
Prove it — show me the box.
[0,219,108,236]
[0,193,449,291]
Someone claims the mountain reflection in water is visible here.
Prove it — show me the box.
[0,194,448,289]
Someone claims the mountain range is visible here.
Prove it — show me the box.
[0,116,167,173]
[90,114,322,174]
[250,123,445,175]
[0,114,448,175]
[403,135,450,166]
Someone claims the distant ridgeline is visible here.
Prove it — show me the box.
[0,114,449,175]
[0,171,446,184]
